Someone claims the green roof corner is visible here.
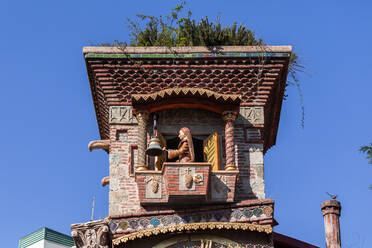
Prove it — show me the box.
[19,227,75,248]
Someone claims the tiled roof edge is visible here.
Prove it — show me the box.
[19,227,45,248]
[83,45,292,55]
[44,228,74,247]
[19,227,74,248]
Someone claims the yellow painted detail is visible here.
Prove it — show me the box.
[203,132,220,171]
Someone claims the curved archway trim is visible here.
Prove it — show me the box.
[112,222,272,247]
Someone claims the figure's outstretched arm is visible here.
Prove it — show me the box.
[167,142,188,160]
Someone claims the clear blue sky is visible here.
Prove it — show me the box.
[1,0,371,247]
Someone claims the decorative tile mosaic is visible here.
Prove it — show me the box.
[118,221,128,230]
[109,222,118,231]
[244,209,254,218]
[129,220,138,229]
[150,217,160,228]
[111,206,272,233]
[173,216,182,224]
[161,216,172,226]
[232,210,243,220]
[253,208,263,217]
[139,218,150,228]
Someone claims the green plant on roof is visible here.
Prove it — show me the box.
[98,0,305,127]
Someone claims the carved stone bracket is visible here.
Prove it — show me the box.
[71,220,110,248]
[101,176,110,187]
[88,140,110,152]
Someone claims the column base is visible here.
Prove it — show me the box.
[225,164,237,171]
[135,165,148,171]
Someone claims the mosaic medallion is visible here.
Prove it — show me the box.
[263,206,273,217]
[161,216,172,226]
[243,209,254,218]
[232,210,243,220]
[139,218,150,228]
[173,215,182,224]
[118,221,128,230]
[150,217,160,227]
[109,222,118,231]
[253,208,263,217]
[129,220,138,229]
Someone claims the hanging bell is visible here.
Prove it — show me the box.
[146,137,163,156]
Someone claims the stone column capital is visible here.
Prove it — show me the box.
[222,111,238,122]
[136,110,149,121]
[71,220,109,248]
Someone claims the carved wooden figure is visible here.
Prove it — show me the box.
[165,127,195,163]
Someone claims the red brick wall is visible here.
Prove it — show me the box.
[108,110,265,216]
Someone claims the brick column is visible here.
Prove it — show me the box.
[321,200,342,248]
[136,111,149,171]
[222,111,238,171]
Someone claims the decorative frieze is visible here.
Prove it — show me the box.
[113,222,273,247]
[109,205,273,235]
[237,107,264,125]
[109,106,138,124]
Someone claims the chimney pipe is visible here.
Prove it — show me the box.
[321,200,341,248]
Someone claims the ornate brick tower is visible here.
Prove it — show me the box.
[71,46,294,248]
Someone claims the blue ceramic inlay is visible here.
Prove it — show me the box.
[128,220,138,229]
[150,217,160,227]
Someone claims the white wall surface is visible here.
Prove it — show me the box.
[44,240,72,248]
[26,240,44,248]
